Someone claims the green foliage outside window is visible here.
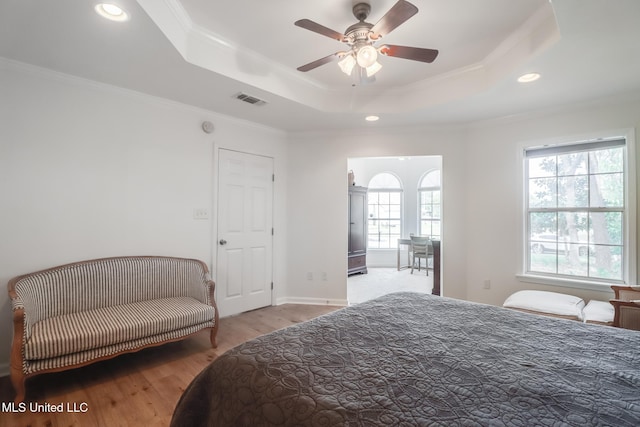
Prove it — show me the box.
[527,142,625,281]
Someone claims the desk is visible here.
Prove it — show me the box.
[397,238,412,271]
[397,238,441,296]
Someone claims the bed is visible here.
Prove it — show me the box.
[171,292,640,426]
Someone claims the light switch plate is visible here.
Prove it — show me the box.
[193,208,209,219]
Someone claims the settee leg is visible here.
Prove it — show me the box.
[210,329,218,348]
[11,372,26,404]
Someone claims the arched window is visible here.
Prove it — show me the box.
[367,172,403,249]
[418,170,441,239]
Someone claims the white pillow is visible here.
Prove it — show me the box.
[503,290,585,320]
[583,300,614,324]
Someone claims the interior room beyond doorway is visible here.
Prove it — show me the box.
[347,155,442,303]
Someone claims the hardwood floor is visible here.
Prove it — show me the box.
[0,304,341,427]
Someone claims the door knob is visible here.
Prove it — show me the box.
[219,239,227,245]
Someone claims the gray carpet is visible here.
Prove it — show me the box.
[347,267,432,305]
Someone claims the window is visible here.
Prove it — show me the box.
[524,138,628,283]
[418,170,441,239]
[367,173,402,249]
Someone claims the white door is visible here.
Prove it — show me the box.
[216,149,273,317]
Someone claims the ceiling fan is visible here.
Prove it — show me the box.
[294,0,439,83]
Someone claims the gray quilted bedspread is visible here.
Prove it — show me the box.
[171,292,640,426]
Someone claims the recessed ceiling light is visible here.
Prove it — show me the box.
[365,115,379,122]
[95,3,129,22]
[517,72,541,83]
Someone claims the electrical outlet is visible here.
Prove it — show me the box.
[483,279,491,290]
[321,272,327,281]
[306,272,313,281]
[193,208,209,220]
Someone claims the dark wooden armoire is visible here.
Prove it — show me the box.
[348,186,368,275]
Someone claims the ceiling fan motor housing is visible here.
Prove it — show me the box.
[345,23,374,45]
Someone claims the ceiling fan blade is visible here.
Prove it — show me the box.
[297,53,341,72]
[380,45,439,63]
[370,0,418,39]
[295,19,347,42]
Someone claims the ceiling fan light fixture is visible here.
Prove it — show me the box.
[365,61,382,77]
[356,45,378,68]
[338,54,356,76]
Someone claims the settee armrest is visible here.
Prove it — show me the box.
[203,274,218,325]
[8,278,29,400]
[8,276,39,340]
[201,273,215,303]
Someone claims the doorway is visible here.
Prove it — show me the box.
[347,155,442,303]
[216,149,274,317]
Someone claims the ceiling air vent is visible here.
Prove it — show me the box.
[233,92,267,106]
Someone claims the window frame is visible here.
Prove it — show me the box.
[517,130,636,292]
[418,170,441,239]
[367,172,403,250]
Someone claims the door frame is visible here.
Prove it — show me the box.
[346,155,443,294]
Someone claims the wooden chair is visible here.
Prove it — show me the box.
[610,285,640,330]
[410,236,433,275]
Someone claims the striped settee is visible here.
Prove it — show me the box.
[7,256,219,402]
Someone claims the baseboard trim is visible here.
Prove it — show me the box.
[276,297,348,307]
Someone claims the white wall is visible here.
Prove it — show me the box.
[3,57,640,379]
[284,127,469,305]
[284,94,640,311]
[348,156,441,267]
[0,60,287,375]
[464,96,640,307]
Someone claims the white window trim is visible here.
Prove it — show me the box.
[516,128,637,291]
[418,189,441,238]
[367,189,404,250]
[418,169,441,238]
[368,172,404,250]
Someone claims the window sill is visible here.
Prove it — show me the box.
[516,274,617,293]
